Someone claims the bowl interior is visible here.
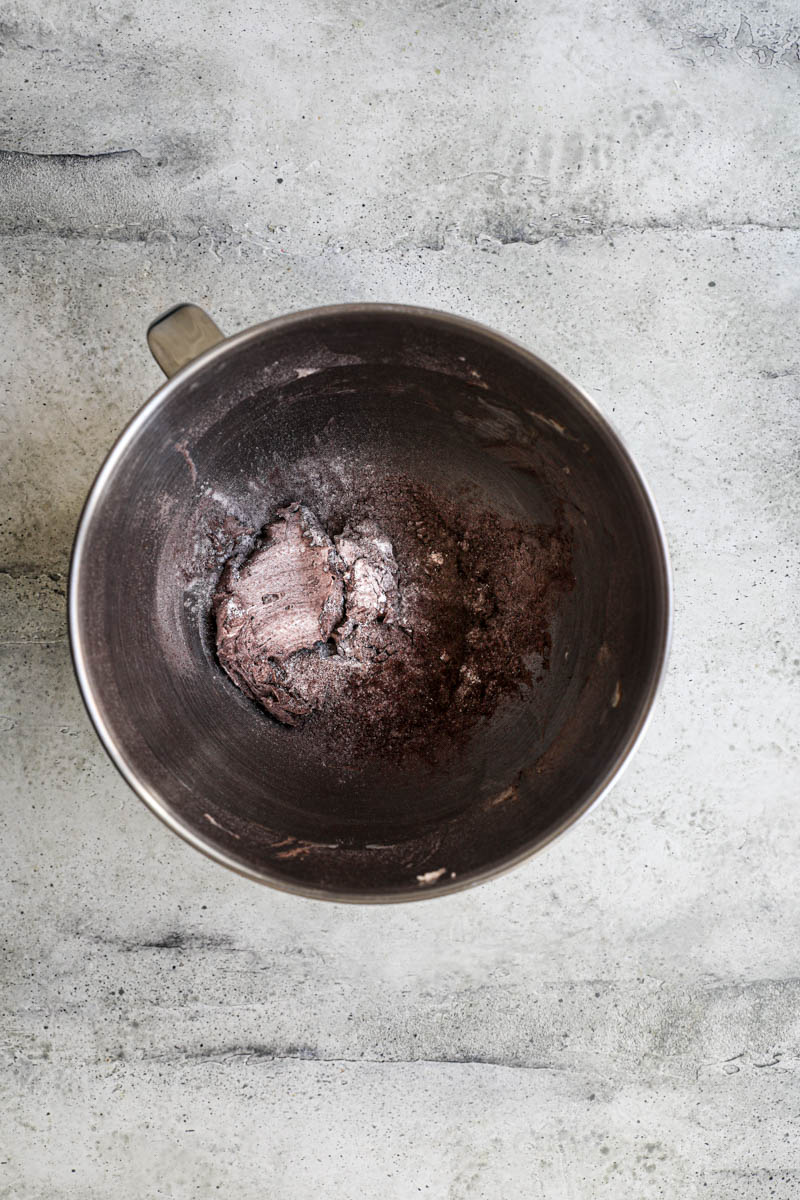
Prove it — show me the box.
[71,308,669,898]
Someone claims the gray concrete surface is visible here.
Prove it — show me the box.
[1,1,799,1196]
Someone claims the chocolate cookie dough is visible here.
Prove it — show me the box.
[213,480,573,760]
[214,504,344,724]
[214,503,409,726]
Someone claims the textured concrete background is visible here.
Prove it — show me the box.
[1,1,799,1196]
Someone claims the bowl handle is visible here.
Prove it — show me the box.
[146,303,225,378]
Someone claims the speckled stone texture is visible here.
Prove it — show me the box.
[1,1,799,1196]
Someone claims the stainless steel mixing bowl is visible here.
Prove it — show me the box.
[69,302,671,901]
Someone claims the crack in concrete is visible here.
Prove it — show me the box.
[0,148,142,164]
[420,218,799,249]
[86,930,242,953]
[151,1048,557,1071]
[0,219,797,248]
